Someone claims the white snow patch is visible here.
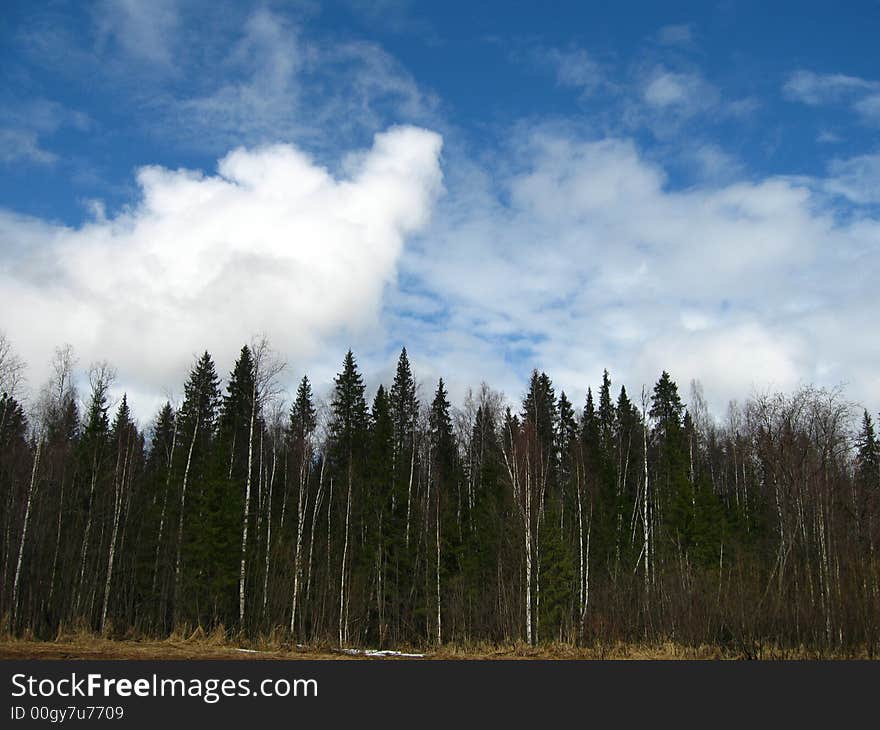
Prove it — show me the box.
[338,648,426,658]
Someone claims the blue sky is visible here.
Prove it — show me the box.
[1,0,879,420]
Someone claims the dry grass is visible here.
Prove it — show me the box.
[0,633,872,660]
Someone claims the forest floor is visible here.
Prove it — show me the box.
[0,636,857,660]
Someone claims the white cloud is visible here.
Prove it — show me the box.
[644,71,696,107]
[0,128,57,165]
[0,126,443,410]
[0,98,91,167]
[390,126,880,416]
[826,153,880,204]
[784,70,880,126]
[630,67,737,136]
[94,0,179,66]
[681,143,744,183]
[167,8,436,152]
[783,70,876,105]
[544,48,604,93]
[855,93,880,125]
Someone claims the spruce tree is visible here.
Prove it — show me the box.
[649,371,691,555]
[582,387,599,453]
[329,349,368,645]
[173,351,221,626]
[598,369,615,452]
[290,376,317,444]
[856,410,879,489]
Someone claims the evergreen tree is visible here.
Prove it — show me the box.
[649,371,692,555]
[173,351,222,626]
[365,384,394,643]
[522,370,557,454]
[856,410,879,489]
[598,369,615,452]
[582,387,599,452]
[329,350,368,645]
[329,350,368,464]
[290,376,317,444]
[389,347,418,460]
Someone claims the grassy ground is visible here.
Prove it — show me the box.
[0,634,863,660]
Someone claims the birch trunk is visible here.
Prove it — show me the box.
[305,457,325,619]
[173,414,199,620]
[101,427,132,633]
[435,462,442,646]
[12,439,40,626]
[338,460,353,646]
[262,435,277,615]
[289,441,310,635]
[405,431,415,548]
[642,392,651,592]
[239,377,257,626]
[152,413,177,596]
[75,452,101,613]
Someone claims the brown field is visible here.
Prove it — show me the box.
[0,634,868,660]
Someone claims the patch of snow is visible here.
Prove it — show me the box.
[339,648,425,658]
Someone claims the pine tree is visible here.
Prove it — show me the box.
[856,410,879,489]
[220,345,256,483]
[101,394,137,633]
[173,351,221,626]
[290,376,317,444]
[329,350,368,464]
[288,375,317,638]
[428,379,457,645]
[143,401,177,630]
[649,371,692,556]
[582,387,599,452]
[360,385,393,643]
[598,369,615,452]
[218,346,258,627]
[329,350,368,645]
[523,370,557,455]
[650,371,684,440]
[73,365,114,624]
[389,347,418,463]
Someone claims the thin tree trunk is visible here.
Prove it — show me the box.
[435,464,442,646]
[12,439,40,627]
[173,415,199,622]
[101,427,132,633]
[262,434,277,616]
[339,459,353,646]
[290,441,310,635]
[239,378,257,627]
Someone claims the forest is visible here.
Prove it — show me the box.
[0,333,878,655]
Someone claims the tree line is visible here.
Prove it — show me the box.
[1,333,878,653]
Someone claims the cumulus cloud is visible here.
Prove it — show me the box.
[391,127,880,415]
[0,126,443,406]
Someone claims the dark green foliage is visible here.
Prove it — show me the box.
[857,410,879,489]
[290,376,317,443]
[329,350,368,465]
[2,343,878,655]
